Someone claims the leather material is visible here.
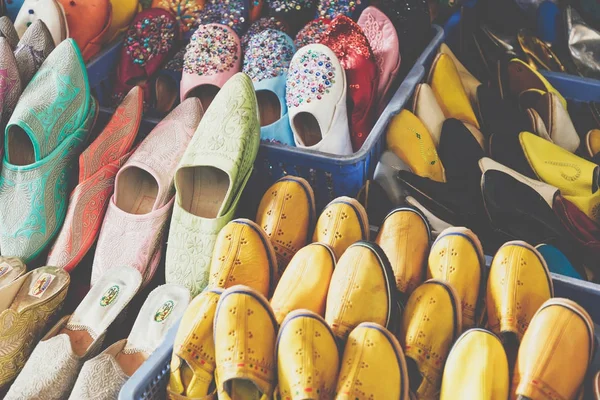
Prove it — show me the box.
[405,196,453,239]
[14,0,68,46]
[506,58,567,109]
[565,6,600,80]
[13,20,55,86]
[400,279,461,399]
[169,288,222,399]
[336,322,410,400]
[312,196,369,260]
[214,286,277,399]
[517,29,565,72]
[412,83,445,147]
[58,0,112,61]
[528,92,580,153]
[512,298,594,400]
[356,179,394,227]
[440,329,509,400]
[438,118,484,184]
[487,241,553,342]
[325,241,398,341]
[270,242,335,324]
[438,43,481,111]
[256,176,315,275]
[0,37,21,131]
[4,0,24,22]
[427,227,485,329]
[208,219,277,298]
[276,310,339,399]
[476,84,529,139]
[586,129,600,158]
[0,257,26,290]
[106,0,139,42]
[0,16,19,49]
[536,244,583,280]
[488,132,537,179]
[386,110,446,183]
[375,207,431,297]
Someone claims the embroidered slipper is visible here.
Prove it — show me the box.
[0,37,21,130]
[13,19,55,86]
[91,98,203,286]
[14,0,68,46]
[5,266,142,400]
[294,17,331,48]
[0,257,26,289]
[0,16,19,48]
[47,86,143,272]
[0,266,70,390]
[69,284,191,400]
[58,0,112,61]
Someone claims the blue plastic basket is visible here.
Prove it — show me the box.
[86,25,444,210]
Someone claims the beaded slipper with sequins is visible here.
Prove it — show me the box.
[69,284,190,400]
[47,86,143,272]
[91,98,202,286]
[190,0,249,36]
[243,29,296,145]
[316,0,368,19]
[242,16,289,52]
[268,0,316,31]
[13,19,55,86]
[0,16,19,48]
[294,17,331,48]
[14,0,68,46]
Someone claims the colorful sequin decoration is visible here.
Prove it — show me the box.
[286,48,336,108]
[241,17,289,51]
[317,0,363,19]
[294,17,331,48]
[157,0,202,32]
[243,29,295,82]
[183,25,240,76]
[268,0,315,14]
[194,0,248,35]
[164,47,187,72]
[126,15,176,66]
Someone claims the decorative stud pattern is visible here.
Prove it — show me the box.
[183,24,239,77]
[125,14,176,66]
[286,48,336,108]
[243,29,294,82]
[317,0,363,19]
[294,18,330,48]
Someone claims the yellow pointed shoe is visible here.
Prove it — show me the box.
[427,227,485,329]
[438,43,481,111]
[207,219,277,298]
[399,279,462,399]
[507,58,567,110]
[312,196,369,260]
[325,241,398,341]
[375,207,431,297]
[335,322,410,400]
[386,110,446,183]
[270,243,335,324]
[276,310,340,399]
[440,329,509,400]
[512,298,594,400]
[214,285,277,400]
[586,129,600,158]
[487,241,553,346]
[427,52,480,129]
[168,288,223,399]
[255,176,316,277]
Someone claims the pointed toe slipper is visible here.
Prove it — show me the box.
[0,37,22,129]
[58,0,112,61]
[0,16,19,49]
[14,0,68,46]
[13,20,55,86]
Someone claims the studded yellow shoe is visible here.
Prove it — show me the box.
[428,52,480,129]
[214,285,277,400]
[399,279,461,399]
[325,241,397,341]
[512,298,594,400]
[312,197,369,260]
[207,219,277,298]
[440,329,509,400]
[256,176,316,276]
[168,289,222,399]
[427,227,485,329]
[375,207,431,297]
[276,310,339,399]
[386,110,446,183]
[487,241,553,345]
[270,243,335,324]
[335,322,409,400]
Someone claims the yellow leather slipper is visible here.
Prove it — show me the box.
[507,58,567,109]
[512,298,594,400]
[276,310,339,399]
[375,207,431,297]
[440,329,509,400]
[428,52,480,129]
[270,243,335,324]
[207,219,277,298]
[256,176,316,276]
[386,109,446,182]
[313,196,369,260]
[399,279,462,399]
[325,241,398,341]
[438,43,481,111]
[214,285,278,400]
[427,227,485,329]
[168,288,222,399]
[336,322,409,400]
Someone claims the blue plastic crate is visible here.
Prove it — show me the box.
[86,25,444,210]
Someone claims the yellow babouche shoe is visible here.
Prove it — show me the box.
[375,207,431,297]
[399,279,462,399]
[335,322,410,400]
[427,227,485,329]
[312,196,369,260]
[507,58,567,109]
[270,243,335,324]
[255,176,316,276]
[325,241,398,341]
[428,52,480,129]
[386,110,446,183]
[276,310,340,399]
[214,285,277,400]
[207,219,277,298]
[440,329,509,400]
[438,43,481,111]
[168,288,223,399]
[487,241,553,344]
[512,298,594,400]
